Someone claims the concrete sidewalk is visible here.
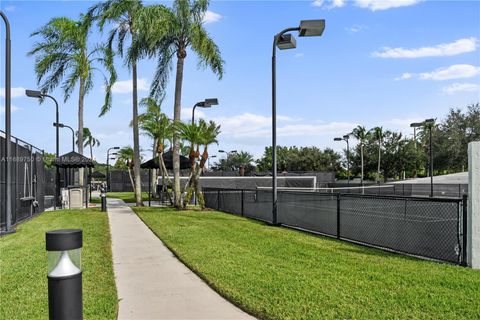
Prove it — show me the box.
[107,198,254,320]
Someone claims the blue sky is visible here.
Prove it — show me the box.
[1,0,479,163]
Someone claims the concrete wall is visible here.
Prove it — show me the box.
[468,141,480,269]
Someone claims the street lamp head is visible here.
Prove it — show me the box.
[204,98,218,107]
[25,89,43,98]
[277,33,297,50]
[218,150,225,153]
[425,118,435,123]
[334,137,342,141]
[211,155,217,158]
[113,147,120,150]
[410,122,422,128]
[53,122,65,128]
[231,150,237,154]
[299,19,326,37]
[343,135,350,140]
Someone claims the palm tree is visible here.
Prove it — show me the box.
[137,97,174,196]
[176,120,204,207]
[137,0,225,208]
[232,151,254,176]
[29,14,116,185]
[351,125,369,185]
[370,126,383,183]
[117,146,135,191]
[88,0,145,206]
[76,128,100,160]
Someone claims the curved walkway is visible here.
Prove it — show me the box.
[107,198,253,320]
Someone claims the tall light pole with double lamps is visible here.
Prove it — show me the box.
[272,19,325,225]
[410,119,435,197]
[191,98,219,124]
[106,147,120,191]
[334,135,351,186]
[26,89,61,209]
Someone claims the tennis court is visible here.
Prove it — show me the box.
[204,186,466,264]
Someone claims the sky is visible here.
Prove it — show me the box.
[0,0,479,164]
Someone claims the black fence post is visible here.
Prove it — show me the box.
[217,190,220,210]
[336,194,341,239]
[462,194,468,266]
[241,189,244,216]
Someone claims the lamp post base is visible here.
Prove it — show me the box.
[48,272,82,320]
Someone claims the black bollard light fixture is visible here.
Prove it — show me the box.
[46,229,83,320]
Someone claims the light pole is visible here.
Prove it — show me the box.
[1,11,13,233]
[106,147,120,191]
[54,123,75,152]
[272,20,325,225]
[26,89,61,209]
[191,98,219,124]
[410,119,435,197]
[334,135,350,186]
[410,122,422,178]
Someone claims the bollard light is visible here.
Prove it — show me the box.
[46,229,83,320]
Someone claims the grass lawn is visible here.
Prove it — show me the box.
[135,207,480,320]
[0,209,117,320]
[91,191,155,203]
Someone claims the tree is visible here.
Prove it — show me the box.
[351,126,369,185]
[138,0,225,208]
[232,151,254,176]
[76,128,101,160]
[29,14,116,184]
[369,126,383,183]
[88,0,145,206]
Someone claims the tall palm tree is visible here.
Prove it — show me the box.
[117,146,135,191]
[29,14,116,184]
[352,125,369,185]
[370,126,383,183]
[138,0,225,208]
[88,0,145,206]
[76,128,100,160]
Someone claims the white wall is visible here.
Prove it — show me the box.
[468,141,480,269]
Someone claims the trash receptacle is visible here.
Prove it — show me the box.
[68,186,84,209]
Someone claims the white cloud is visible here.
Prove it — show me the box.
[387,117,424,128]
[355,0,422,11]
[312,0,345,9]
[5,5,15,12]
[419,64,480,81]
[111,78,149,94]
[395,73,413,80]
[0,104,20,114]
[202,11,222,24]
[294,53,304,58]
[442,83,480,95]
[396,64,480,81]
[372,38,478,58]
[0,87,26,98]
[345,25,367,33]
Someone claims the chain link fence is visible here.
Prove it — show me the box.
[1,131,48,231]
[204,188,466,265]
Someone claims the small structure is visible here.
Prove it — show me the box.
[53,151,94,209]
[140,151,190,206]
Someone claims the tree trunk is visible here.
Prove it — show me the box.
[90,142,93,160]
[173,55,185,208]
[132,61,143,206]
[78,78,85,186]
[151,139,158,196]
